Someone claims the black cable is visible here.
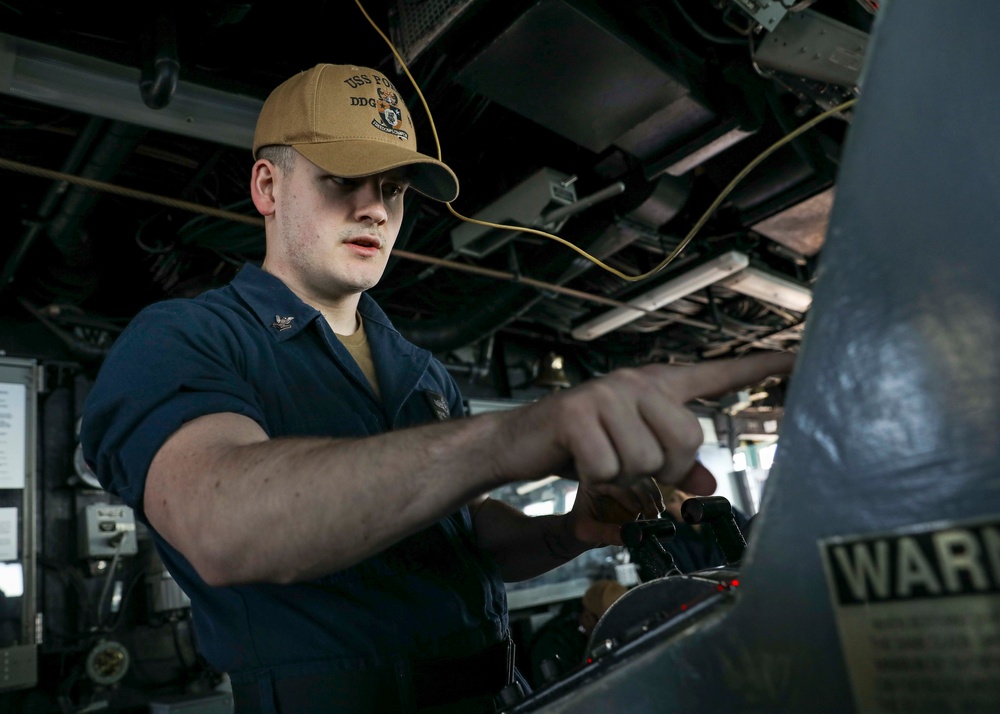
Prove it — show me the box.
[106,568,146,634]
[170,615,200,674]
[38,557,97,639]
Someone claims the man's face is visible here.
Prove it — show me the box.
[270,151,409,304]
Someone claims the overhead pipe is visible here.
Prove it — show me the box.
[32,120,148,306]
[0,116,108,293]
[139,8,180,110]
[46,122,147,252]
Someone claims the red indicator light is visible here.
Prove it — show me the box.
[586,658,593,665]
[731,579,740,587]
[680,603,687,610]
[716,583,726,591]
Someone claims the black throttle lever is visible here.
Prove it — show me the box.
[680,496,747,565]
[620,518,678,580]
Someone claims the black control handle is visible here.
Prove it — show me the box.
[620,519,676,548]
[621,519,678,579]
[681,496,747,564]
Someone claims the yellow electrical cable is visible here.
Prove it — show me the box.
[0,156,684,320]
[356,0,857,284]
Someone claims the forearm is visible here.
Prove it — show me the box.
[472,498,593,582]
[146,352,796,587]
[146,411,510,586]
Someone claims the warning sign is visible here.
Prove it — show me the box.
[820,517,1000,714]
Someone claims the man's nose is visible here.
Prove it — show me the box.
[355,179,388,223]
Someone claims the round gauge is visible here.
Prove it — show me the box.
[74,443,103,490]
[85,640,130,685]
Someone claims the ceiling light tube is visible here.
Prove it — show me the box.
[571,250,750,341]
[515,475,561,495]
[720,266,813,312]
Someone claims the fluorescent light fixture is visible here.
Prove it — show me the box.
[0,32,261,149]
[662,125,757,177]
[571,250,750,341]
[720,266,813,312]
[523,501,556,517]
[515,475,560,495]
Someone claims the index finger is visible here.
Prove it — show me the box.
[665,351,796,403]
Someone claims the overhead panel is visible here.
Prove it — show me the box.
[647,116,759,178]
[387,0,480,69]
[752,8,870,88]
[455,0,708,155]
[751,187,835,257]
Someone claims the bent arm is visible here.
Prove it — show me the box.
[145,350,795,588]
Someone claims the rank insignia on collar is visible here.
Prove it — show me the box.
[272,316,294,331]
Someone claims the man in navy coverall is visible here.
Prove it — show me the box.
[81,63,795,713]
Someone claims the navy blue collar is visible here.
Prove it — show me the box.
[231,262,398,342]
[230,262,434,420]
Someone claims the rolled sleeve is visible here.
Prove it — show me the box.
[81,303,265,520]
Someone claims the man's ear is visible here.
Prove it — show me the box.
[250,159,277,217]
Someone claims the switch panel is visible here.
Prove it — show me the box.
[79,503,138,559]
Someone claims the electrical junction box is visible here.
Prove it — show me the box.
[79,503,138,559]
[450,167,576,259]
[731,0,788,32]
[752,8,869,87]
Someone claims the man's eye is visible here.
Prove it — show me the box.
[383,184,404,198]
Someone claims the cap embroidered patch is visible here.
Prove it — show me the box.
[374,86,407,139]
[272,316,294,331]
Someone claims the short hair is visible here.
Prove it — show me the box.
[256,145,297,174]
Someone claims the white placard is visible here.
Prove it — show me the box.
[0,383,27,489]
[0,507,18,561]
[820,517,1000,714]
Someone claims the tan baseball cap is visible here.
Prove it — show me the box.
[253,63,459,202]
